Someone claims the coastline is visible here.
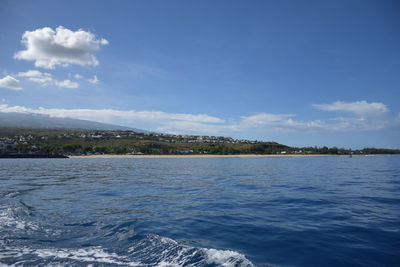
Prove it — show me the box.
[69,154,340,159]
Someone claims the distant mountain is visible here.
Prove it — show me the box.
[0,112,147,132]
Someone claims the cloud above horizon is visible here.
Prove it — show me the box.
[313,101,388,116]
[0,101,396,136]
[0,104,224,125]
[17,70,79,88]
[88,75,99,84]
[74,73,83,79]
[14,26,108,69]
[54,79,79,89]
[17,70,52,85]
[0,76,23,90]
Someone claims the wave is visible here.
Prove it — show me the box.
[0,245,142,266]
[1,237,254,266]
[0,202,254,267]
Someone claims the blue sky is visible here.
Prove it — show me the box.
[0,0,399,148]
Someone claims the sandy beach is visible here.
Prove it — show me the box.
[69,154,338,159]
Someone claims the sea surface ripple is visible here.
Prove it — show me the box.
[0,155,399,266]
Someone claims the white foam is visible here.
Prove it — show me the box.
[127,234,254,267]
[1,229,255,267]
[0,207,38,231]
[204,248,254,267]
[34,247,142,266]
[0,246,143,267]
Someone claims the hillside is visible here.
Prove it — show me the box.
[1,127,399,156]
[0,112,145,132]
[0,128,288,155]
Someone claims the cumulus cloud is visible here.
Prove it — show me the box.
[309,100,391,131]
[14,26,108,69]
[17,70,46,78]
[54,79,79,88]
[17,69,79,88]
[74,73,83,79]
[0,76,22,90]
[313,101,388,116]
[17,70,52,85]
[88,75,99,84]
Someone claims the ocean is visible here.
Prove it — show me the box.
[0,156,399,266]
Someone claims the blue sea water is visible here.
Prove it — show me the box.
[0,155,399,266]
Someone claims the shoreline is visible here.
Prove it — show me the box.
[69,154,341,159]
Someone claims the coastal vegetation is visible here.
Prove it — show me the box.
[0,127,399,156]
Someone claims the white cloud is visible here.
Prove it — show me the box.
[74,73,83,79]
[238,113,295,126]
[0,105,224,125]
[17,69,79,88]
[0,76,22,90]
[14,26,108,69]
[55,79,79,89]
[313,101,388,116]
[17,70,52,85]
[0,101,395,136]
[88,75,99,84]
[17,70,47,78]
[157,101,396,134]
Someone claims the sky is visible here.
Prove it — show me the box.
[0,0,399,148]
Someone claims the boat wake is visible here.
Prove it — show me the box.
[0,201,254,266]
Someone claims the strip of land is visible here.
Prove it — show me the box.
[70,154,339,159]
[3,128,399,157]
